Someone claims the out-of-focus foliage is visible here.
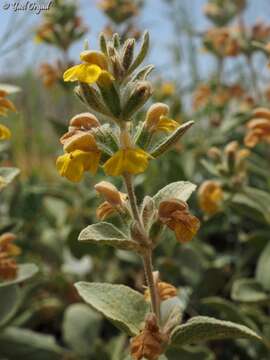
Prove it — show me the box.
[0,0,270,359]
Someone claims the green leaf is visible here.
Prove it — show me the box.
[79,222,140,252]
[231,187,270,223]
[200,296,258,330]
[0,285,21,327]
[0,167,20,191]
[153,181,196,206]
[0,327,65,360]
[166,345,215,360]
[128,31,150,74]
[150,121,194,158]
[256,242,270,292]
[231,278,270,303]
[170,316,262,346]
[63,303,102,356]
[75,282,149,336]
[0,263,39,288]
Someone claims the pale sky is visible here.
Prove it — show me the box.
[0,0,270,82]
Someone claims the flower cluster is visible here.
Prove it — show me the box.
[203,0,246,26]
[57,34,186,182]
[35,0,87,88]
[35,0,87,50]
[98,0,143,40]
[0,89,17,141]
[198,141,250,216]
[244,107,270,148]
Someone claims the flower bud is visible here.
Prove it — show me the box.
[122,81,153,120]
[96,201,115,221]
[207,146,222,160]
[69,113,100,130]
[251,107,270,121]
[94,181,122,206]
[80,50,108,70]
[77,83,111,117]
[99,32,108,56]
[97,72,121,117]
[225,141,239,173]
[145,103,169,131]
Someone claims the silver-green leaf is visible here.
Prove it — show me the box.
[0,167,20,191]
[231,278,270,303]
[79,222,140,252]
[0,327,65,360]
[153,181,196,206]
[256,242,270,292]
[75,282,149,336]
[62,303,102,356]
[0,263,39,288]
[170,316,262,346]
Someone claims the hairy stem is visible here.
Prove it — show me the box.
[143,252,160,321]
[123,172,142,226]
[123,173,160,321]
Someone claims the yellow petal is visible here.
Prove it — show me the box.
[103,148,151,176]
[56,150,100,182]
[56,152,85,182]
[80,50,108,70]
[156,116,179,133]
[63,64,102,83]
[0,124,11,140]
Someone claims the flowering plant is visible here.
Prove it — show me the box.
[56,32,262,359]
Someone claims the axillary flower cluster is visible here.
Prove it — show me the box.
[57,31,199,359]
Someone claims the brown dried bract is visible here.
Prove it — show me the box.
[130,314,166,360]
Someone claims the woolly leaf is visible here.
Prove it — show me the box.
[171,316,262,346]
[79,222,141,252]
[75,282,149,336]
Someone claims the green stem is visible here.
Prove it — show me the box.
[123,172,142,226]
[123,173,160,322]
[143,252,160,321]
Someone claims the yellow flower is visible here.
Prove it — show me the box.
[0,124,11,140]
[63,64,103,83]
[155,116,179,133]
[103,148,151,176]
[161,82,175,96]
[56,149,100,182]
[198,180,223,215]
[145,103,179,133]
[63,50,111,84]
